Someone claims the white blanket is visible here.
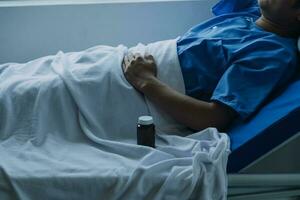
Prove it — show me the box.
[0,39,230,200]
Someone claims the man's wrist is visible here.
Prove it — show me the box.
[140,77,164,95]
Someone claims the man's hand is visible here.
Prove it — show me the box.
[122,52,157,92]
[122,52,235,131]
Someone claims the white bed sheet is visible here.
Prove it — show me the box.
[0,39,230,200]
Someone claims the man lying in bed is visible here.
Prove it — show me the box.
[122,0,300,132]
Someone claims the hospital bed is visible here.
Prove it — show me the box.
[0,1,299,198]
[226,39,300,200]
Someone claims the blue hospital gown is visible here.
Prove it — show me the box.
[176,0,299,120]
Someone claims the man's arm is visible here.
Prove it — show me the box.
[123,53,236,131]
[140,77,236,131]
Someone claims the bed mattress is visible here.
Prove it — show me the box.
[227,78,300,172]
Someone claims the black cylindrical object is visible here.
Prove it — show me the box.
[137,116,155,148]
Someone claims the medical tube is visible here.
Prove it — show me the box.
[137,116,156,148]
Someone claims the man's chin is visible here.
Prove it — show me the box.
[258,0,270,10]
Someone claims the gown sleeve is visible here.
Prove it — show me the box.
[210,40,297,120]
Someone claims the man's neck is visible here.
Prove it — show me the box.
[255,16,298,38]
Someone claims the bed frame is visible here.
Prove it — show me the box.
[228,131,300,200]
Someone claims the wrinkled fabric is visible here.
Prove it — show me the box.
[0,39,230,200]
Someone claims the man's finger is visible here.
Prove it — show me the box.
[144,53,154,60]
[134,53,143,61]
[127,52,134,61]
[124,55,129,66]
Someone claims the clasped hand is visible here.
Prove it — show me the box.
[122,52,157,92]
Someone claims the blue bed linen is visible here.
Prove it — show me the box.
[227,79,300,172]
[176,0,299,119]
